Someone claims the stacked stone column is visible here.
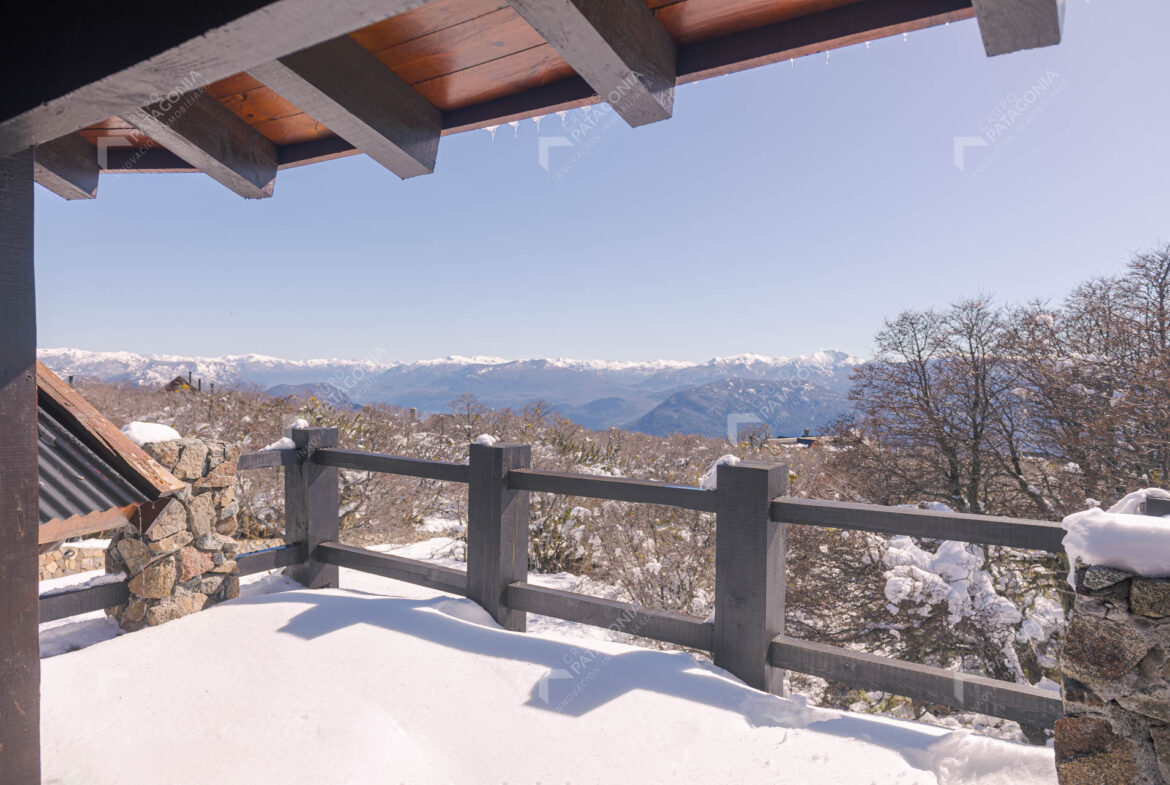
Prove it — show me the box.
[105,438,242,630]
[1057,565,1170,784]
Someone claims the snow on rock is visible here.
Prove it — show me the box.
[473,433,499,446]
[1061,488,1170,583]
[699,454,740,490]
[40,545,1056,785]
[120,421,181,446]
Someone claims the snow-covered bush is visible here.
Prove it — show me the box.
[529,500,591,573]
[880,532,1065,687]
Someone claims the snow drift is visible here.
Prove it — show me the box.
[39,550,1056,785]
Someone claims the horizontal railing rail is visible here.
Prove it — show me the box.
[238,449,300,470]
[507,469,715,512]
[313,448,470,483]
[768,636,1064,728]
[505,582,715,651]
[236,543,308,577]
[770,498,1067,554]
[39,580,130,624]
[316,542,469,596]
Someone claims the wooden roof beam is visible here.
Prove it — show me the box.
[34,134,98,200]
[0,0,430,157]
[505,0,676,128]
[448,0,975,133]
[123,89,278,199]
[249,35,440,179]
[677,0,975,84]
[972,0,1064,56]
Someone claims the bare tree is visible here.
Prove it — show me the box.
[1007,244,1170,509]
[838,298,1026,514]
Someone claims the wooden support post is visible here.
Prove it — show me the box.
[467,442,531,631]
[283,427,339,589]
[0,147,40,784]
[713,461,787,694]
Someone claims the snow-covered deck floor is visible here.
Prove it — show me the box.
[41,556,1056,785]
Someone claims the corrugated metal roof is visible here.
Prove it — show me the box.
[37,405,148,524]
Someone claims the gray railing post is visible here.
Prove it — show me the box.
[713,461,788,693]
[467,442,531,631]
[283,426,339,589]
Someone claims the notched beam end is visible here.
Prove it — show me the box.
[507,0,677,129]
[123,88,278,199]
[972,0,1064,57]
[34,134,98,200]
[611,67,675,128]
[250,35,441,180]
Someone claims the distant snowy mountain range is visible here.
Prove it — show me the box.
[38,348,864,438]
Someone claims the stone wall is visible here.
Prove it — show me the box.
[105,439,242,631]
[1056,565,1170,785]
[39,544,106,580]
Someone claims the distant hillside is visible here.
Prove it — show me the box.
[38,347,393,390]
[264,382,356,409]
[630,378,851,439]
[357,351,862,431]
[39,348,862,437]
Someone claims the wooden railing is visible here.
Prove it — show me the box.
[234,427,1066,729]
[42,425,1066,729]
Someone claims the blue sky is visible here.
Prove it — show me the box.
[34,0,1169,363]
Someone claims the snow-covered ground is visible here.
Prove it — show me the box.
[40,539,1055,785]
